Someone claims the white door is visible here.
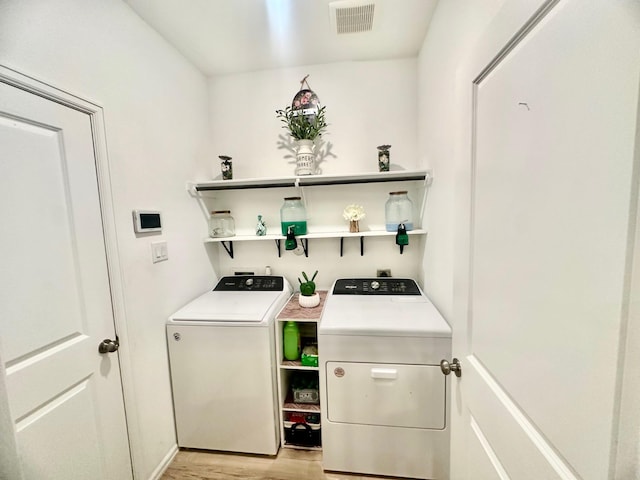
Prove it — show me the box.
[0,79,133,479]
[450,1,640,479]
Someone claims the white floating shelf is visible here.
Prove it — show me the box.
[204,229,426,258]
[203,229,427,243]
[190,170,431,193]
[192,170,432,259]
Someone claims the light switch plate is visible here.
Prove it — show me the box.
[151,241,168,263]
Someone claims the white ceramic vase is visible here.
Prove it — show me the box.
[295,139,315,175]
[298,292,320,308]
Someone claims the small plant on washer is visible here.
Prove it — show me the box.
[298,270,318,296]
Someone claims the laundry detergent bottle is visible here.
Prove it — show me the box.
[283,321,301,361]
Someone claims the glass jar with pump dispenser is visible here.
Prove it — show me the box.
[385,191,414,232]
[209,210,235,238]
[280,197,307,235]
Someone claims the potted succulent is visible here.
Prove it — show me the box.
[276,105,327,175]
[298,270,320,308]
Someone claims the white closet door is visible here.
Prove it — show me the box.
[451,1,640,479]
[0,80,132,480]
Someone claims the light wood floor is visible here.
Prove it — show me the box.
[161,448,398,480]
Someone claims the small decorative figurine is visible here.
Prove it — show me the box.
[256,214,267,236]
[377,145,391,172]
[219,155,233,180]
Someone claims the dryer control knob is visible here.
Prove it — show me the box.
[370,281,380,290]
[245,278,254,287]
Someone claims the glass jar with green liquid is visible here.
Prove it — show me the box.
[280,197,307,235]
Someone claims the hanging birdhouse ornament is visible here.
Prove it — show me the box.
[291,82,321,122]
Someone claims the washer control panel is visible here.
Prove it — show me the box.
[214,276,284,291]
[332,278,421,295]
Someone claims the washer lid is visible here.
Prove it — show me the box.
[319,293,451,337]
[169,290,286,322]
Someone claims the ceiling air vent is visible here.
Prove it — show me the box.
[330,1,375,34]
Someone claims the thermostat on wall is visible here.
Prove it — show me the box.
[133,210,162,233]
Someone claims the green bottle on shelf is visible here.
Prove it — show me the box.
[283,321,301,361]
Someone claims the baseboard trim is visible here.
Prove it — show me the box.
[147,444,178,480]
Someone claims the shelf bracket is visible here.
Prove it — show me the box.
[221,240,234,259]
[185,182,199,197]
[339,236,365,257]
[275,239,282,258]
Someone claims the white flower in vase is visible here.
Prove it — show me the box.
[343,204,366,233]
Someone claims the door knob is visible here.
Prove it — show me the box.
[440,358,462,377]
[98,338,119,354]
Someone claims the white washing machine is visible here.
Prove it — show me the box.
[319,278,452,479]
[167,275,292,455]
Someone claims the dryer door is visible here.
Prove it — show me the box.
[326,362,446,429]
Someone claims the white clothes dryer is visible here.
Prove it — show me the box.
[167,276,292,455]
[319,278,452,479]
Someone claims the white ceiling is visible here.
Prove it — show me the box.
[123,0,438,76]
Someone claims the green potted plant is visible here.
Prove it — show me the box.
[276,105,327,141]
[298,270,320,308]
[276,106,327,175]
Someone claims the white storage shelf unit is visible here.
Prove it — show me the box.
[275,292,326,450]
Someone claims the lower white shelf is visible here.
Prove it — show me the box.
[204,229,427,258]
[204,229,426,243]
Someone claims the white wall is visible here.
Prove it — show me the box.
[208,60,418,179]
[0,1,213,478]
[206,60,426,287]
[416,0,505,322]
